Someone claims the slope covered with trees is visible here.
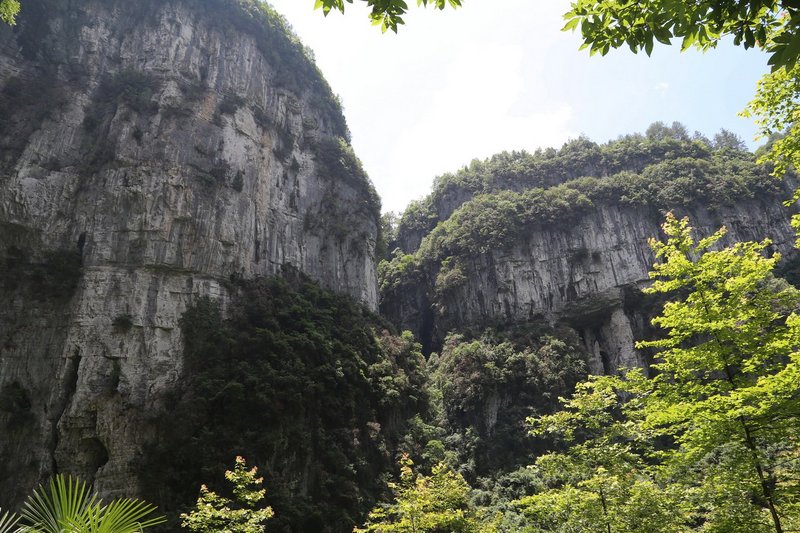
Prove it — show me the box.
[360,126,800,531]
[390,124,782,257]
[141,271,429,532]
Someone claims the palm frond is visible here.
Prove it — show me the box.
[78,498,165,533]
[19,474,96,533]
[0,510,20,533]
[13,474,164,533]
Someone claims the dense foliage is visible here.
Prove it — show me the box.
[392,127,780,257]
[638,214,800,531]
[521,373,692,532]
[564,0,800,69]
[429,328,587,479]
[142,272,429,533]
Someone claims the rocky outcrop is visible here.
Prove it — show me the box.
[384,197,799,371]
[0,0,379,504]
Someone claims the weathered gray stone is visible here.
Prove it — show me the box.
[0,0,378,503]
[386,199,799,368]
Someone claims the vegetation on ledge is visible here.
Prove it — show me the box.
[380,124,788,305]
[393,124,783,257]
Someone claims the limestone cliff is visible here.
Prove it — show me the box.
[378,143,800,483]
[381,139,800,372]
[0,0,379,504]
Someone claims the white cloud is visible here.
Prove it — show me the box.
[269,0,574,212]
[378,43,573,211]
[268,0,768,213]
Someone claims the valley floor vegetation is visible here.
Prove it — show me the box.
[356,213,800,533]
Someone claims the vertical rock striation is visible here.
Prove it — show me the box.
[382,160,799,372]
[0,0,379,503]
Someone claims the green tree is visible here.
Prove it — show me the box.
[0,475,164,533]
[713,128,748,151]
[634,213,800,533]
[742,64,800,177]
[0,0,19,24]
[563,0,800,69]
[521,214,800,532]
[520,373,689,533]
[314,0,463,32]
[646,120,690,141]
[181,456,274,533]
[355,454,488,532]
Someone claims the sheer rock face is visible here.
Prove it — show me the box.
[384,198,799,371]
[0,0,378,502]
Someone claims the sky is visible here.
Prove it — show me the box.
[268,0,772,213]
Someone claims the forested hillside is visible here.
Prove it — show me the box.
[363,125,800,532]
[379,125,797,358]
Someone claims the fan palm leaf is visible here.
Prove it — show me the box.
[15,474,164,533]
[75,497,165,533]
[19,475,95,532]
[0,510,20,533]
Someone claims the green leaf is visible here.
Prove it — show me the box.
[0,510,20,533]
[18,475,164,533]
[562,17,581,32]
[653,27,672,44]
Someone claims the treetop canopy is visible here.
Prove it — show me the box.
[564,0,800,70]
[314,0,462,32]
